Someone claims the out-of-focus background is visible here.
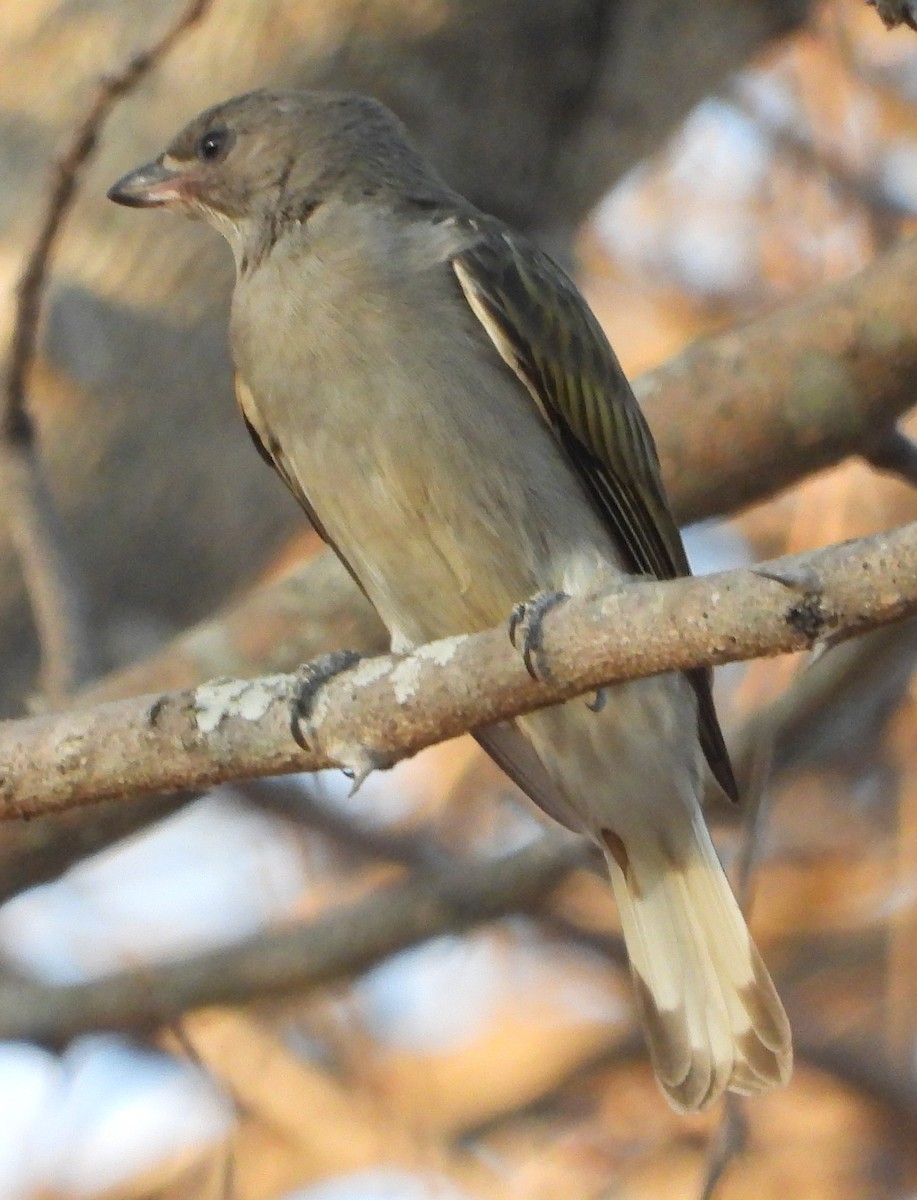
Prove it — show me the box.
[1,0,917,1196]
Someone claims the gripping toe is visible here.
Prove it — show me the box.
[507,590,569,681]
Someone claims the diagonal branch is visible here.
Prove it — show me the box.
[0,522,914,820]
[638,236,917,523]
[0,834,585,1044]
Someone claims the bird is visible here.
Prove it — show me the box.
[108,88,791,1111]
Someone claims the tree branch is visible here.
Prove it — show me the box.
[639,237,917,523]
[0,834,584,1044]
[0,523,914,819]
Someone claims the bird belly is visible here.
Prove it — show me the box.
[273,403,573,648]
[233,268,624,649]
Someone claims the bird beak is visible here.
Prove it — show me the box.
[107,158,189,208]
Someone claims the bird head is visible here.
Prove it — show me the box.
[108,89,441,268]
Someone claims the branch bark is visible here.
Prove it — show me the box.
[1,523,914,819]
[638,236,917,523]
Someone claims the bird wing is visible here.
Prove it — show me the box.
[451,224,738,801]
[474,723,580,832]
[235,373,373,603]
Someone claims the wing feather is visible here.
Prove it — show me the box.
[452,225,737,801]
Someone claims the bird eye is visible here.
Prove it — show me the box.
[197,128,230,162]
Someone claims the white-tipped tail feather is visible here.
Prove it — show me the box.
[602,816,792,1112]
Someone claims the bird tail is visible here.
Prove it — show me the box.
[601,814,792,1112]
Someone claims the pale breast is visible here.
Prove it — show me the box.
[230,204,623,645]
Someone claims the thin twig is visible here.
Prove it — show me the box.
[698,1094,748,1200]
[4,0,213,428]
[0,0,215,704]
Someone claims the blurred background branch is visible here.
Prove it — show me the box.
[0,834,586,1044]
[0,0,214,706]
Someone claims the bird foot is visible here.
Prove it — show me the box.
[508,590,569,682]
[291,649,365,751]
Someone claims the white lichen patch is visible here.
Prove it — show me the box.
[415,635,465,667]
[193,675,289,734]
[299,654,392,733]
[347,656,392,690]
[390,657,423,705]
[390,635,465,704]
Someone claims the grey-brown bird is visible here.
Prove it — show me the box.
[108,89,791,1111]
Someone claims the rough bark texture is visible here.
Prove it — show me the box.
[2,522,914,818]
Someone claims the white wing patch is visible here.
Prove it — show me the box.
[451,256,554,433]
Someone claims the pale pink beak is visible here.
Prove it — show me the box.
[107,158,189,208]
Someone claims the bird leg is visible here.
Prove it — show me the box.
[508,590,569,682]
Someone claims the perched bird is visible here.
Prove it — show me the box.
[109,89,791,1111]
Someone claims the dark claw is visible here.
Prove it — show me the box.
[291,649,365,750]
[507,590,569,682]
[586,688,607,713]
[508,601,526,648]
